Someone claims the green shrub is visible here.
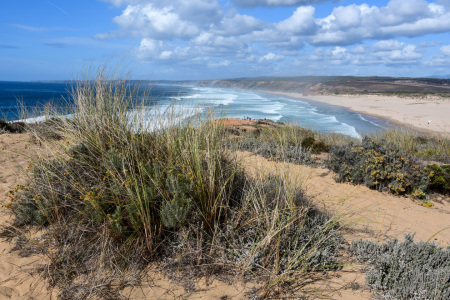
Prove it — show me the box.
[350,235,450,299]
[426,164,450,194]
[301,136,315,149]
[300,136,329,154]
[312,140,329,153]
[328,137,429,196]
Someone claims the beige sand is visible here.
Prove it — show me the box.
[0,133,56,299]
[1,130,449,299]
[270,92,450,135]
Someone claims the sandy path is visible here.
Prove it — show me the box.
[238,151,450,245]
[270,92,450,135]
[235,151,450,299]
[0,133,55,300]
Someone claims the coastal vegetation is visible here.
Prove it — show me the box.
[1,71,449,298]
[3,72,344,298]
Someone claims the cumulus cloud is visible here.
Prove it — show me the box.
[276,6,317,35]
[259,52,284,62]
[307,41,423,67]
[310,0,450,46]
[211,10,264,36]
[96,0,450,76]
[373,40,405,51]
[332,5,363,29]
[440,45,450,56]
[113,4,200,39]
[97,0,222,40]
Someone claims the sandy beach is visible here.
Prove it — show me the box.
[270,92,450,135]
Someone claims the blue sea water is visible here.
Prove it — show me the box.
[0,81,391,138]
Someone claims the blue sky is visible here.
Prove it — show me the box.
[2,0,450,80]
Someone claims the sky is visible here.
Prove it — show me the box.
[2,0,450,80]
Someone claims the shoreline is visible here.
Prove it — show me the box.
[265,91,450,136]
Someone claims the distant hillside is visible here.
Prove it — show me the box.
[181,76,450,96]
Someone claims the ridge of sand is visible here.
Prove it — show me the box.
[269,92,450,135]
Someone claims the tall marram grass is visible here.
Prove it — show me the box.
[6,70,343,298]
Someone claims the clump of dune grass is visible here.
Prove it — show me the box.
[5,69,344,298]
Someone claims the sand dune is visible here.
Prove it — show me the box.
[0,123,449,298]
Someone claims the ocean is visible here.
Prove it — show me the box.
[0,81,391,138]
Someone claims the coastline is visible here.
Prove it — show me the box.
[266,91,450,136]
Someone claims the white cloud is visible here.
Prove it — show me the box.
[208,60,231,68]
[308,41,422,67]
[310,0,450,46]
[332,5,362,29]
[276,6,317,35]
[384,45,422,61]
[267,36,305,51]
[98,0,222,40]
[440,45,450,56]
[96,0,450,77]
[258,52,284,62]
[135,38,164,60]
[384,0,430,23]
[212,10,264,36]
[110,4,200,40]
[373,40,404,51]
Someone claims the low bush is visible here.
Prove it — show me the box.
[350,234,450,299]
[426,164,450,194]
[301,136,329,153]
[328,136,430,197]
